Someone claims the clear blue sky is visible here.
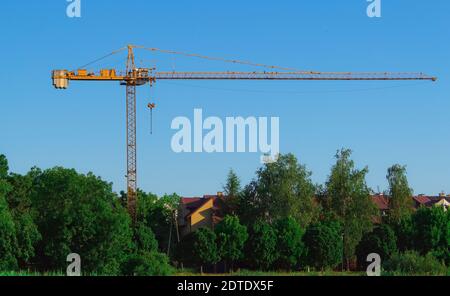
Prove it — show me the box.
[1,1,449,197]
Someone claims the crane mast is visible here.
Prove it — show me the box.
[125,82,137,221]
[51,45,436,222]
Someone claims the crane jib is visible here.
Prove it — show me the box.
[52,69,436,89]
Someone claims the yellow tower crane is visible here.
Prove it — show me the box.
[52,45,436,222]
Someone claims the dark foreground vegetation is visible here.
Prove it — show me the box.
[0,150,448,276]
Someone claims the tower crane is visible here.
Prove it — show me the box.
[51,45,436,222]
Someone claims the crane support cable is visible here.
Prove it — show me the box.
[132,45,308,72]
[77,47,128,70]
[131,45,436,80]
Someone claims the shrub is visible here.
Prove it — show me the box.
[391,216,414,251]
[121,251,173,276]
[356,224,397,269]
[303,221,343,270]
[383,251,447,276]
[193,228,220,269]
[412,207,448,265]
[245,220,278,270]
[274,217,305,270]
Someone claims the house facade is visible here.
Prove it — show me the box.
[178,193,226,238]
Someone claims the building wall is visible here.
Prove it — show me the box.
[190,198,214,233]
[434,199,449,211]
[179,198,214,237]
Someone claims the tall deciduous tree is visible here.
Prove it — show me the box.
[32,167,133,274]
[239,154,318,228]
[387,164,413,223]
[326,149,376,270]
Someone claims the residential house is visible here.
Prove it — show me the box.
[372,193,450,217]
[413,195,432,209]
[178,193,227,238]
[372,194,390,218]
[427,193,450,211]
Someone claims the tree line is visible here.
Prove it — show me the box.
[0,150,448,275]
[0,154,173,275]
[178,150,449,275]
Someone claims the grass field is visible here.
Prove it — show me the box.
[0,271,65,276]
[2,269,447,276]
[0,270,363,276]
[174,269,365,276]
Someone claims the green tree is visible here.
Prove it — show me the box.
[303,221,343,270]
[0,154,8,179]
[133,222,159,253]
[0,190,18,271]
[245,219,278,270]
[223,169,241,197]
[412,207,449,264]
[239,154,318,228]
[274,217,305,270]
[0,155,18,270]
[193,228,220,272]
[32,167,133,274]
[223,169,241,215]
[387,165,413,223]
[136,191,181,256]
[325,149,377,270]
[6,171,42,268]
[391,215,414,252]
[176,232,196,267]
[215,215,248,271]
[356,224,397,269]
[123,221,173,276]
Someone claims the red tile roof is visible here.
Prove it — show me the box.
[372,195,389,211]
[413,195,431,205]
[181,197,202,204]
